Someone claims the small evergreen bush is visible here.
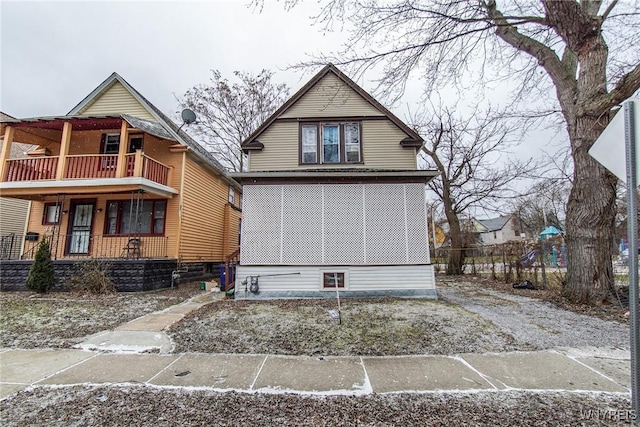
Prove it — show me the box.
[25,238,56,293]
[68,259,116,294]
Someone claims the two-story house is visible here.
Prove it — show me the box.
[0,113,37,260]
[475,214,524,245]
[232,64,438,299]
[0,73,241,291]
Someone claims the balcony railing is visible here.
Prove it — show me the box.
[4,157,58,181]
[142,156,170,185]
[3,153,170,186]
[65,155,118,179]
[14,234,169,261]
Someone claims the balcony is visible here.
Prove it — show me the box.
[2,153,170,186]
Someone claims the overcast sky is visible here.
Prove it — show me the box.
[1,0,568,216]
[1,1,355,119]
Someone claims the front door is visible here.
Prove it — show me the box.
[66,201,95,255]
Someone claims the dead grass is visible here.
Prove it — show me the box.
[0,283,202,349]
[167,297,522,356]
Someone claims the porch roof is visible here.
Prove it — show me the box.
[0,177,178,200]
[3,114,178,142]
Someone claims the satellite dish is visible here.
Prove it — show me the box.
[181,108,197,125]
[176,109,197,134]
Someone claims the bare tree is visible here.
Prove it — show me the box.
[180,69,290,172]
[414,105,533,275]
[263,0,640,304]
[511,177,570,237]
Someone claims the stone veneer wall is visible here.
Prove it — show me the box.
[0,260,221,292]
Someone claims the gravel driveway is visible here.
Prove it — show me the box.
[437,279,630,351]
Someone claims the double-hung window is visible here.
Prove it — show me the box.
[300,122,362,165]
[105,200,166,235]
[322,124,340,163]
[301,125,318,164]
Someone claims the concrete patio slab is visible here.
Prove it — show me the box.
[115,313,185,332]
[252,356,366,393]
[575,357,631,388]
[149,354,265,389]
[461,351,627,392]
[0,383,27,400]
[76,330,173,353]
[0,349,94,384]
[39,353,178,385]
[363,355,493,393]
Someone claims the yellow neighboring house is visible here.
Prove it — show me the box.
[0,112,37,259]
[0,73,241,291]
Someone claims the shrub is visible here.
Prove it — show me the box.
[68,259,116,294]
[25,238,56,293]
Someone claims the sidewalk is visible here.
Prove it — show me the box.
[0,291,632,400]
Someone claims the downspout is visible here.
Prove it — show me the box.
[172,151,187,287]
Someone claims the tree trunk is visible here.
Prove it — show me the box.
[536,5,618,304]
[446,209,464,275]
[563,116,617,303]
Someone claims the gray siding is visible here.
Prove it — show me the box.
[249,120,417,171]
[0,197,30,236]
[280,73,384,118]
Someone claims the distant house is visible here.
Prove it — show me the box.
[0,73,241,291]
[475,214,523,245]
[232,64,438,299]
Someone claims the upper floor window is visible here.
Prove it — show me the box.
[300,122,362,165]
[101,134,120,154]
[100,133,144,154]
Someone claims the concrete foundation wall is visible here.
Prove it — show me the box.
[0,259,221,292]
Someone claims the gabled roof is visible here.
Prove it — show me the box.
[67,73,237,188]
[242,64,424,148]
[0,112,19,123]
[477,215,512,232]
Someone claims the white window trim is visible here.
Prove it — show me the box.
[344,122,361,163]
[301,124,318,164]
